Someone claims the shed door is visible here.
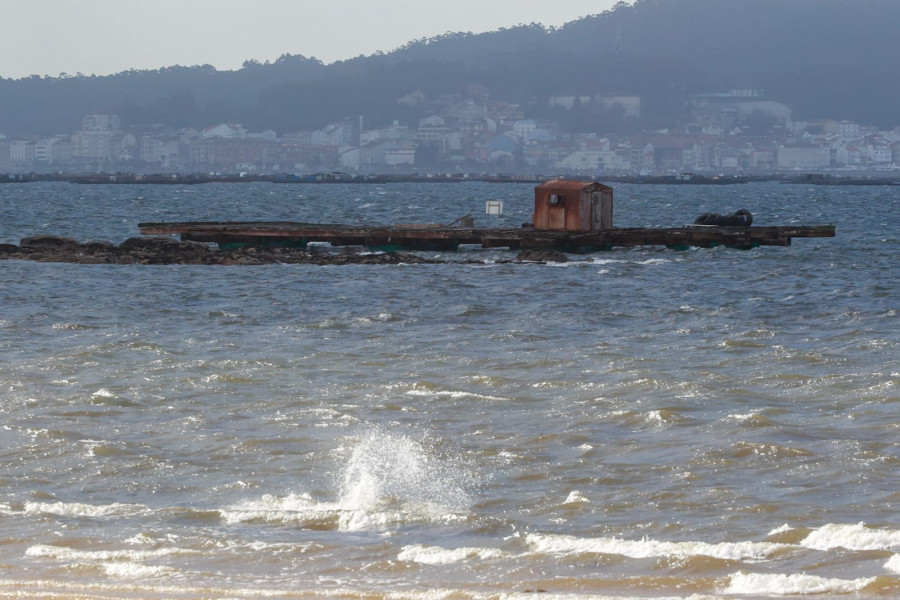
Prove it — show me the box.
[548,207,566,230]
[591,192,603,231]
[591,191,613,231]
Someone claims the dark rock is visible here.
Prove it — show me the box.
[516,249,569,263]
[84,241,116,253]
[118,236,184,251]
[20,235,82,251]
[0,234,436,266]
[115,236,212,264]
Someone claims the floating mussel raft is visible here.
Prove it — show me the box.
[139,181,835,252]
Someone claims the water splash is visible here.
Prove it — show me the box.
[338,427,477,515]
[220,428,480,532]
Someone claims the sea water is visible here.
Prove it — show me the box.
[0,180,897,599]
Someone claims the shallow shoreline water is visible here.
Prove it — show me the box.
[0,181,897,599]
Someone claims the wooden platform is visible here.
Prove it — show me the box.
[138,221,836,252]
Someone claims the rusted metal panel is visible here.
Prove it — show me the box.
[533,180,614,232]
[592,187,614,231]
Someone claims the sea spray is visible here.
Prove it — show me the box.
[336,426,479,530]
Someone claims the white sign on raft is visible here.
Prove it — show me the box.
[485,201,504,215]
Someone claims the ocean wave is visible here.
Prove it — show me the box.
[885,554,900,573]
[563,491,590,505]
[221,492,341,529]
[727,411,777,427]
[724,571,876,595]
[800,522,900,551]
[397,544,504,565]
[23,501,150,519]
[525,533,785,562]
[26,543,195,563]
[51,321,101,331]
[0,578,735,600]
[221,494,459,532]
[405,389,508,402]
[730,441,815,460]
[102,561,175,578]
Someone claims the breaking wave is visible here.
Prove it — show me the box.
[223,427,480,532]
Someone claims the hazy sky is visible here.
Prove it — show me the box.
[2,0,623,79]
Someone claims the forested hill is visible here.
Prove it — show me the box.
[2,0,899,136]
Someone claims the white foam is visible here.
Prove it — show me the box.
[103,562,173,578]
[525,533,785,561]
[23,501,148,518]
[768,524,794,535]
[729,412,760,422]
[885,554,900,573]
[221,492,434,532]
[26,544,193,562]
[404,389,507,402]
[221,492,336,526]
[397,544,503,565]
[724,571,876,595]
[647,410,667,424]
[124,533,156,545]
[801,522,900,551]
[563,491,589,504]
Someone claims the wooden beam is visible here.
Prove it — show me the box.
[138,221,835,252]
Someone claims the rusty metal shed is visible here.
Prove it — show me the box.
[533,180,613,232]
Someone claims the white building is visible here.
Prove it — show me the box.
[776,145,831,169]
[141,137,182,168]
[557,149,630,173]
[72,129,115,163]
[34,137,72,165]
[312,121,355,146]
[338,146,360,170]
[512,120,538,140]
[558,150,605,172]
[868,143,893,166]
[9,140,34,164]
[385,147,416,167]
[361,122,409,145]
[72,113,122,164]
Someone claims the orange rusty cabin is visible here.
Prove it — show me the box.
[533,180,614,232]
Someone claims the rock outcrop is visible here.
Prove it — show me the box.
[0,236,433,265]
[515,249,569,263]
[0,235,588,266]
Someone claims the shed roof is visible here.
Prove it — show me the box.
[536,180,613,192]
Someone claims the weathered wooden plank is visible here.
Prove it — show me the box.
[137,221,835,252]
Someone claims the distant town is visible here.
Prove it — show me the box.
[3,89,899,178]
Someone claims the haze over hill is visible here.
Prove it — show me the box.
[1,0,898,138]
